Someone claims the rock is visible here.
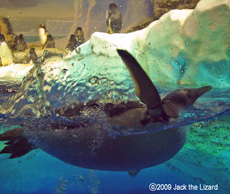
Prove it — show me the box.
[0,17,16,49]
[153,0,200,20]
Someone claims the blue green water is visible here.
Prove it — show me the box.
[0,50,229,193]
[0,83,229,193]
[0,119,229,194]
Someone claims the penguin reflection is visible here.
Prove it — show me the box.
[106,3,122,33]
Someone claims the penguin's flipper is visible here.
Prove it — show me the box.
[42,40,47,49]
[108,19,114,34]
[117,49,168,121]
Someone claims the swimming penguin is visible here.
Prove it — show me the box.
[14,34,27,52]
[106,3,122,34]
[38,24,48,49]
[0,50,212,171]
[0,33,14,66]
[66,34,78,51]
[74,27,85,47]
[29,48,38,64]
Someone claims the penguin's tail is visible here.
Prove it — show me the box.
[0,128,36,159]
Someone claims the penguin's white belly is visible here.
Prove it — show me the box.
[39,29,47,45]
[0,42,13,66]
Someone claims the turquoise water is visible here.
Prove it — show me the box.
[0,118,229,194]
[0,81,229,193]
[0,50,229,194]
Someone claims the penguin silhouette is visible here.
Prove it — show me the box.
[29,48,38,64]
[74,27,85,47]
[14,34,27,52]
[45,34,55,48]
[66,34,78,51]
[106,3,122,33]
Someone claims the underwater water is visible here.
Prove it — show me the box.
[0,66,229,194]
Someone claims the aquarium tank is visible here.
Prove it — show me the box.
[0,0,230,193]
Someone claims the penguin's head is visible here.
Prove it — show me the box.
[69,34,76,41]
[38,24,46,29]
[19,34,24,39]
[162,86,212,108]
[74,27,84,39]
[109,3,119,10]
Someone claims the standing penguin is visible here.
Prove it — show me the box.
[38,24,48,49]
[0,33,14,66]
[74,27,85,47]
[14,34,27,52]
[45,34,55,48]
[38,24,55,49]
[106,3,122,34]
[66,34,78,51]
[29,48,38,64]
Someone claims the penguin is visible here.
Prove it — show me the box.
[14,34,27,52]
[106,3,122,34]
[29,48,38,64]
[38,24,48,49]
[74,27,85,47]
[66,34,78,51]
[45,34,55,48]
[0,33,14,66]
[0,50,212,172]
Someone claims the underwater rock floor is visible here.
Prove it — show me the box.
[0,119,229,194]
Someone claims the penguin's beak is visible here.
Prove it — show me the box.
[185,86,212,105]
[190,86,212,100]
